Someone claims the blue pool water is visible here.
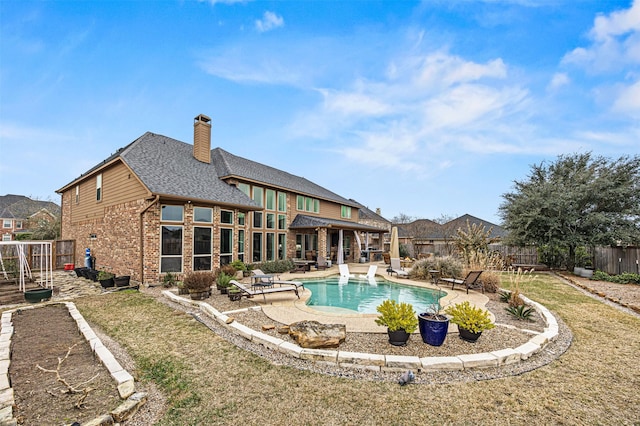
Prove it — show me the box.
[303,276,444,314]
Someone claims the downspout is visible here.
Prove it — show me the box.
[139,195,160,285]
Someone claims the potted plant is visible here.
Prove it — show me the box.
[216,272,233,294]
[375,299,418,346]
[228,286,242,301]
[114,275,131,287]
[243,262,255,278]
[97,270,115,288]
[445,301,495,342]
[418,291,449,346]
[177,281,188,295]
[183,271,214,300]
[230,260,246,279]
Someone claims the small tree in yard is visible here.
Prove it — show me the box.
[499,153,640,270]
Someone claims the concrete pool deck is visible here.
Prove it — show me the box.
[244,261,492,333]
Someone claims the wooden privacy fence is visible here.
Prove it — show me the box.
[594,247,640,275]
[0,240,75,271]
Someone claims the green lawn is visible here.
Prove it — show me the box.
[76,273,640,425]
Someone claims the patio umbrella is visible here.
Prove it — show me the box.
[354,231,362,261]
[390,226,400,259]
[337,229,344,264]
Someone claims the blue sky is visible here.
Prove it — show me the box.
[1,0,639,225]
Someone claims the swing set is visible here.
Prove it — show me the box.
[0,241,53,292]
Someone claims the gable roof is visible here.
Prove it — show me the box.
[0,195,60,219]
[348,199,391,224]
[212,148,359,207]
[397,214,507,240]
[444,214,508,238]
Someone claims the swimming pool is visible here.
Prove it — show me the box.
[303,276,444,314]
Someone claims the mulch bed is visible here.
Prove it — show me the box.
[9,304,121,425]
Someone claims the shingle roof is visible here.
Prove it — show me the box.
[0,195,60,219]
[117,133,258,208]
[212,148,359,207]
[348,199,391,223]
[290,214,385,231]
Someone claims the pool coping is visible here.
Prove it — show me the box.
[162,290,559,373]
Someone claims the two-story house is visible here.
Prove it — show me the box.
[0,195,59,241]
[56,114,384,284]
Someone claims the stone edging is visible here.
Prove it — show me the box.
[162,290,559,373]
[0,302,146,426]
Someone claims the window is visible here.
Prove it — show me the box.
[278,233,286,260]
[2,220,10,229]
[15,221,22,229]
[220,210,233,224]
[266,213,275,229]
[194,207,212,223]
[296,195,320,213]
[238,183,250,197]
[277,214,286,230]
[238,229,245,262]
[253,211,263,228]
[161,225,182,272]
[252,186,263,207]
[96,173,102,201]
[266,233,275,261]
[161,205,183,222]
[75,185,79,204]
[341,205,352,219]
[2,234,10,241]
[266,189,276,210]
[193,227,212,271]
[278,192,286,212]
[238,212,245,226]
[220,228,233,265]
[252,232,262,262]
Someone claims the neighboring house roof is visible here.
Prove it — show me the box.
[396,214,507,240]
[0,195,60,219]
[290,214,384,232]
[212,148,359,208]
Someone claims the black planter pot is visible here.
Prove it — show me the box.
[229,292,242,301]
[99,278,115,288]
[74,267,86,278]
[387,329,411,346]
[114,276,130,287]
[418,313,449,346]
[86,270,99,282]
[190,290,209,300]
[24,288,53,303]
[458,327,482,343]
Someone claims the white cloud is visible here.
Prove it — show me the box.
[548,72,570,91]
[255,11,284,33]
[612,78,640,115]
[562,0,640,71]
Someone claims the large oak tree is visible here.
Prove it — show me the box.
[499,153,640,269]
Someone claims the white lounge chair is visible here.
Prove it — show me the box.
[390,258,409,278]
[359,265,377,280]
[230,280,300,302]
[338,264,354,279]
[252,269,305,291]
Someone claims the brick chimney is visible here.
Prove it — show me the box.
[193,114,211,164]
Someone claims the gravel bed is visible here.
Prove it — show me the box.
[148,286,572,384]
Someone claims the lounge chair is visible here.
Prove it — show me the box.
[315,256,329,270]
[230,280,300,302]
[440,270,483,294]
[252,269,304,291]
[338,264,354,279]
[359,265,377,280]
[389,258,409,278]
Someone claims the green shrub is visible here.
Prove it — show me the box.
[216,272,233,288]
[375,300,418,333]
[499,290,512,303]
[162,272,177,287]
[229,260,246,271]
[505,304,535,321]
[445,301,495,334]
[258,259,295,274]
[592,270,640,285]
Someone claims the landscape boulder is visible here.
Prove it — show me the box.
[288,321,346,349]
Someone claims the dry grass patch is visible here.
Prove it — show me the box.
[74,274,640,425]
